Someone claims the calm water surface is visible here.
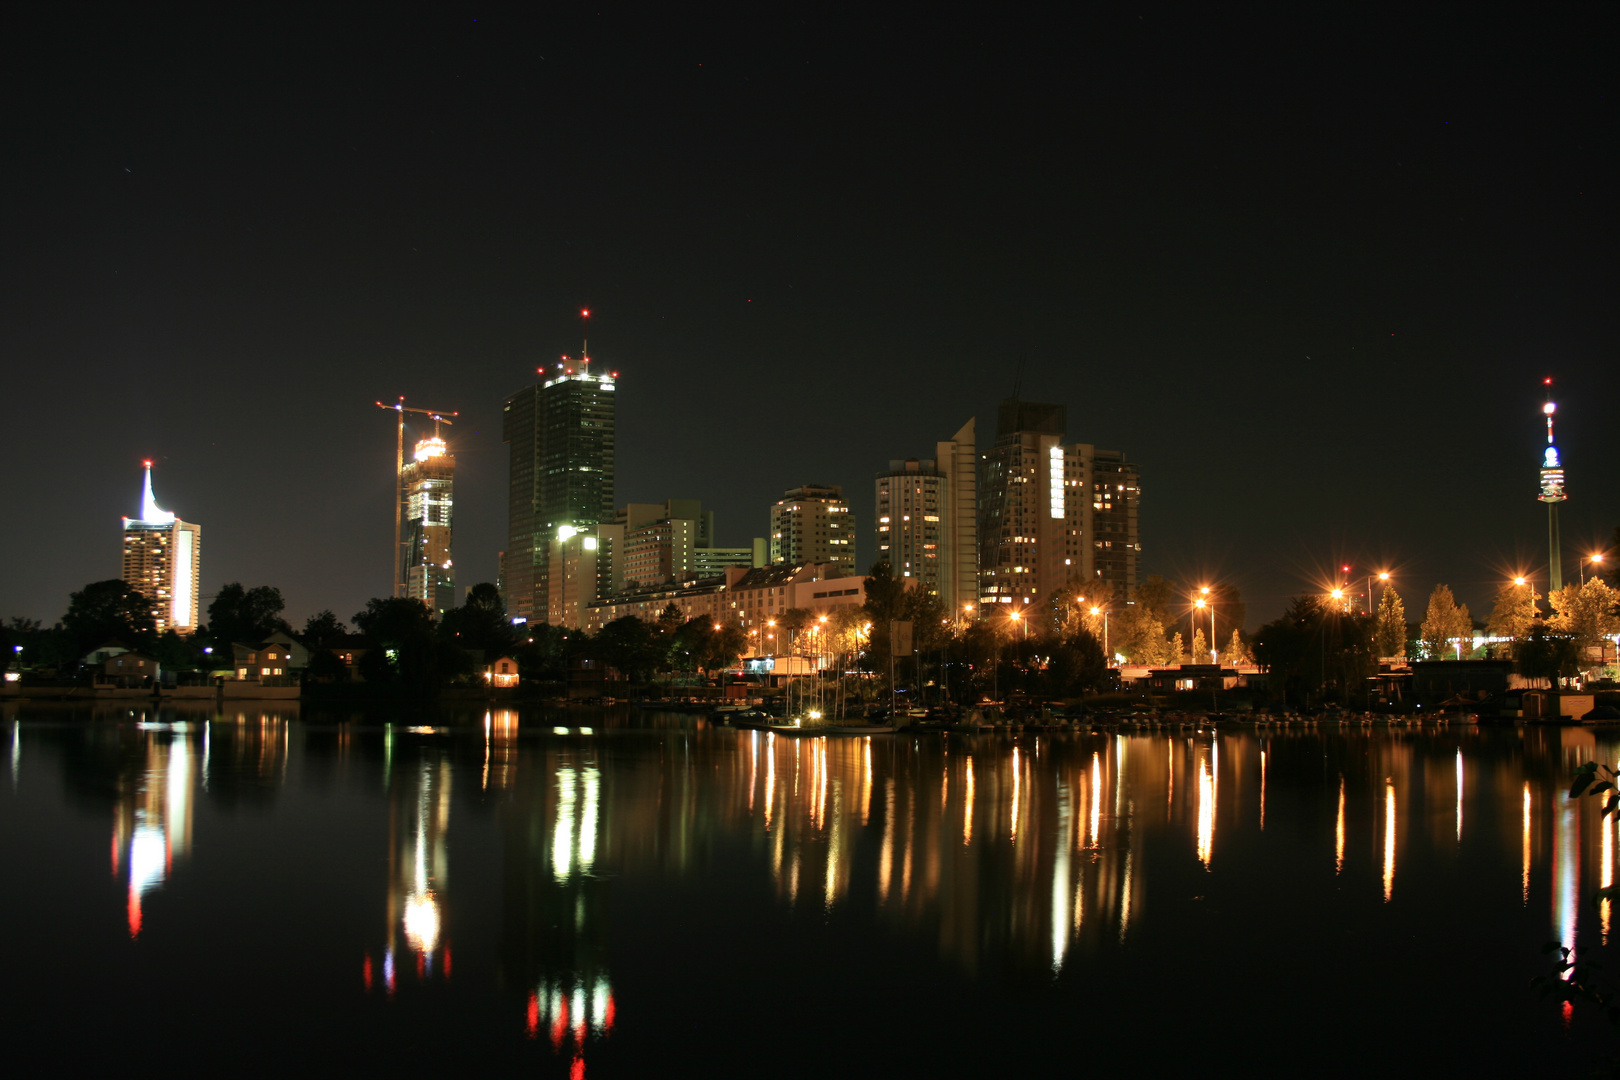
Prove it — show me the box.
[3,702,1615,1076]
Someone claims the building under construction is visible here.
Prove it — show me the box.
[379,399,458,613]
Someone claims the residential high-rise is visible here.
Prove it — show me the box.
[502,351,618,623]
[874,419,977,612]
[769,484,856,573]
[401,433,455,614]
[122,462,202,634]
[977,398,1139,615]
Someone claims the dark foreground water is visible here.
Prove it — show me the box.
[3,702,1616,1077]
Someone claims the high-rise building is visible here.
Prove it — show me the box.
[769,485,856,573]
[502,353,618,623]
[122,462,202,634]
[874,419,977,612]
[977,398,1139,614]
[401,433,456,614]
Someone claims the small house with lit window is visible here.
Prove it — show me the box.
[483,657,520,688]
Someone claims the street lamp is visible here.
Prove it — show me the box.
[1090,606,1109,661]
[1582,553,1606,585]
[1199,586,1215,661]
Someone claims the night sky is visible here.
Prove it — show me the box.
[4,4,1615,629]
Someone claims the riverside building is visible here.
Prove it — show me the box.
[121,462,202,634]
[768,485,856,573]
[977,397,1140,614]
[874,419,977,612]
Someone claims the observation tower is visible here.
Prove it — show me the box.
[1537,379,1567,591]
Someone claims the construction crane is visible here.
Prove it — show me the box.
[376,398,458,598]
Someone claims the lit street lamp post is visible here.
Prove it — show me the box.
[1090,606,1109,662]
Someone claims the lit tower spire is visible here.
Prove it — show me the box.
[138,460,175,524]
[1538,378,1568,591]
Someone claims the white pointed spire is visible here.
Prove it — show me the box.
[139,461,175,524]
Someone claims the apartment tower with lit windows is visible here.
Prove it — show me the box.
[502,351,618,622]
[977,398,1139,614]
[121,461,202,634]
[874,418,977,612]
[769,484,856,574]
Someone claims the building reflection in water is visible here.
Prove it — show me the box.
[367,754,453,994]
[111,729,195,938]
[493,715,616,1073]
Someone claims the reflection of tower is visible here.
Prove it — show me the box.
[501,741,616,1067]
[110,731,197,938]
[1538,379,1568,591]
[371,758,453,995]
[121,462,202,633]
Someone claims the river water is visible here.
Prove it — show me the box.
[2,702,1614,1076]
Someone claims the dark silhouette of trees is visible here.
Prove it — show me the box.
[206,583,290,648]
[63,580,157,654]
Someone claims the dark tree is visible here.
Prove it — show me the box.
[437,583,517,657]
[62,580,157,654]
[592,616,662,682]
[353,597,446,685]
[206,583,290,647]
[301,610,348,650]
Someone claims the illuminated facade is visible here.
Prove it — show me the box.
[1538,386,1567,591]
[874,418,977,611]
[121,462,202,634]
[402,435,456,614]
[977,398,1139,613]
[503,362,617,622]
[769,484,856,573]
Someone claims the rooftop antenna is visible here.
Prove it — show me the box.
[580,308,591,370]
[1011,353,1028,399]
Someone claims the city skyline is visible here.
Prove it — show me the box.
[2,7,1615,628]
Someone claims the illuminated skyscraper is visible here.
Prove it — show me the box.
[402,433,456,614]
[1538,380,1567,591]
[977,398,1139,614]
[503,325,618,623]
[121,462,202,634]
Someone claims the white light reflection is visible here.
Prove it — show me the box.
[1011,746,1022,842]
[963,756,975,846]
[1089,752,1101,846]
[554,766,576,882]
[1259,748,1266,831]
[1382,779,1396,902]
[1523,782,1532,906]
[11,720,19,788]
[1455,749,1463,843]
[1557,801,1579,967]
[1196,752,1213,868]
[1603,812,1614,945]
[1051,782,1072,974]
[1335,776,1345,875]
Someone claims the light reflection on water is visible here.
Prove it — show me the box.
[7,703,1620,1074]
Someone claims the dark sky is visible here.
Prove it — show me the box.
[3,3,1615,630]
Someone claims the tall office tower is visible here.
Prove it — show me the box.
[502,350,618,623]
[769,484,857,573]
[401,433,456,614]
[122,461,202,634]
[875,420,978,611]
[977,398,1140,614]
